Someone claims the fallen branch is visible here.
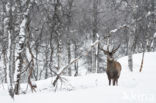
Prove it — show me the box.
[53,40,100,86]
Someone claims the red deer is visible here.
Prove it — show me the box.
[100,44,121,86]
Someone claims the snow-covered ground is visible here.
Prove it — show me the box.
[0,52,156,103]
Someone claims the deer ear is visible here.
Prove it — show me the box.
[100,47,108,54]
[99,45,109,55]
[103,50,108,55]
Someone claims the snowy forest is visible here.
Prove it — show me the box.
[0,0,156,103]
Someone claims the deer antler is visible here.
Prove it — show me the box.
[112,44,121,54]
[99,45,109,54]
[107,45,109,52]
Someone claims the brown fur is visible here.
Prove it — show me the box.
[100,44,121,86]
[106,60,121,86]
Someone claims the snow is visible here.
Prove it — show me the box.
[154,32,156,38]
[108,45,114,52]
[5,2,11,12]
[103,45,108,51]
[96,33,99,38]
[1,52,156,103]
[110,25,127,34]
[19,19,27,36]
[146,11,155,18]
[110,29,118,33]
[0,90,14,103]
[91,40,99,47]
[103,45,114,52]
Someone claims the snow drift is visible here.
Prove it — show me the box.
[0,52,156,103]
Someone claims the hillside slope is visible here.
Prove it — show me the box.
[0,52,156,103]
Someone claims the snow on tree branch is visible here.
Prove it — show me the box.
[109,11,155,35]
[110,24,128,34]
[53,40,100,86]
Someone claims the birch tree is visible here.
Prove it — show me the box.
[14,0,33,95]
[65,0,74,76]
[91,0,99,73]
[1,0,7,83]
[4,1,14,98]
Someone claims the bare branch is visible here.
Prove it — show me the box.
[53,40,100,86]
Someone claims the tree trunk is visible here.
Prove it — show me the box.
[91,0,98,73]
[67,40,71,76]
[27,32,36,92]
[57,39,61,71]
[49,36,54,77]
[1,0,7,83]
[14,0,33,95]
[5,1,14,98]
[35,44,39,80]
[2,51,7,83]
[66,0,73,76]
[96,42,99,73]
[139,51,145,72]
[45,42,49,79]
[128,54,133,72]
[128,33,135,72]
[7,31,14,98]
[74,42,78,76]
[128,39,133,72]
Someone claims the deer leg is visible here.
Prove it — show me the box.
[109,78,111,86]
[116,75,119,86]
[107,72,111,86]
[107,75,111,86]
[116,78,118,86]
[113,79,116,86]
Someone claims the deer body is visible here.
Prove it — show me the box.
[100,44,121,86]
[106,59,121,86]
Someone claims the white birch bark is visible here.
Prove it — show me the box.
[14,0,33,95]
[5,2,14,98]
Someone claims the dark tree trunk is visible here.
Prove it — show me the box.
[74,42,79,76]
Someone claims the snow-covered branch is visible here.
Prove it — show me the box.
[110,24,128,34]
[53,40,100,86]
[109,11,155,35]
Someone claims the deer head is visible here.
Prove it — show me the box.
[100,44,120,61]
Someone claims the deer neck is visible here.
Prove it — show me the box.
[107,59,115,70]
